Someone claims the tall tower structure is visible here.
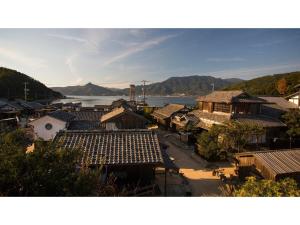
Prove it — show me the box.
[129,84,136,102]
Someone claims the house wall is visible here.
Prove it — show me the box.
[108,113,147,129]
[288,95,299,108]
[30,116,67,140]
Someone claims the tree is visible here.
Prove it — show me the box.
[276,78,287,95]
[196,125,221,160]
[234,176,300,197]
[282,110,300,148]
[219,121,264,153]
[0,130,121,196]
[282,110,300,138]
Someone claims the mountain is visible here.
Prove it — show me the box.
[223,71,300,96]
[124,76,243,96]
[52,82,123,96]
[0,67,63,101]
[52,76,242,96]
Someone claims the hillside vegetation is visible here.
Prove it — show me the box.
[224,71,300,96]
[52,75,242,96]
[0,67,63,101]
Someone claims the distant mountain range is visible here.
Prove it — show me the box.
[0,67,63,101]
[224,71,300,96]
[51,76,243,96]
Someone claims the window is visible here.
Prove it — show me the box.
[202,102,209,111]
[45,123,53,130]
[213,103,230,113]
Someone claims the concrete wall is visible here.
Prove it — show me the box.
[29,116,67,140]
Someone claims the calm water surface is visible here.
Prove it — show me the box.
[53,95,196,107]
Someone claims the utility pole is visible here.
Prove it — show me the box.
[211,83,215,92]
[24,82,29,101]
[141,80,149,105]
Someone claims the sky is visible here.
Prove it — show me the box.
[0,29,300,88]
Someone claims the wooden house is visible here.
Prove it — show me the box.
[100,107,148,130]
[54,130,164,184]
[68,111,105,130]
[190,91,286,144]
[259,96,298,119]
[152,104,187,128]
[235,149,300,183]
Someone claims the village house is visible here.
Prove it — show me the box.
[68,110,105,130]
[100,106,149,130]
[54,129,164,184]
[190,91,286,144]
[29,110,76,140]
[235,149,300,184]
[152,104,188,128]
[259,96,299,119]
[286,85,300,109]
[111,98,137,111]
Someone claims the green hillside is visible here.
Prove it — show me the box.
[0,67,63,101]
[223,71,300,96]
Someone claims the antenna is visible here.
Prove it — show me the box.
[24,82,29,101]
[141,80,149,104]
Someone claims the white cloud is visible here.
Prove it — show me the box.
[0,47,46,69]
[102,33,178,66]
[207,62,300,79]
[206,57,246,62]
[47,33,88,43]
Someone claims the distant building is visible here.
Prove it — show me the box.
[190,91,286,144]
[100,106,148,130]
[235,149,300,183]
[54,129,164,184]
[152,104,187,128]
[29,111,75,140]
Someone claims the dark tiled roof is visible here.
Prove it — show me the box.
[68,121,105,130]
[197,91,266,104]
[190,110,285,128]
[54,130,164,166]
[190,110,231,125]
[101,107,126,122]
[152,104,185,119]
[259,97,298,110]
[71,111,104,121]
[101,107,148,123]
[197,91,244,103]
[48,110,76,122]
[233,115,286,128]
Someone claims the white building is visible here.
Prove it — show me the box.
[29,111,75,140]
[286,84,300,109]
[286,91,300,109]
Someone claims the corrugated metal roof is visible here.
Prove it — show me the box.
[254,150,300,178]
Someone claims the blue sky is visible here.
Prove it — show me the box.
[0,29,300,88]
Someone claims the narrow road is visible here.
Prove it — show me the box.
[158,130,235,196]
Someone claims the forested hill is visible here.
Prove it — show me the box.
[128,76,243,96]
[52,82,122,96]
[0,67,63,101]
[223,71,300,96]
[52,75,242,96]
